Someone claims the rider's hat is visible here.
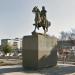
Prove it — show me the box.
[42,6,45,10]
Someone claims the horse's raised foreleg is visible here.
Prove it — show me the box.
[33,25,36,33]
[34,25,37,32]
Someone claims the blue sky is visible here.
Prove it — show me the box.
[0,0,75,40]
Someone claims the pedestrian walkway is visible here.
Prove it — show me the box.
[0,63,75,75]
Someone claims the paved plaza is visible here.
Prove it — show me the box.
[0,64,75,75]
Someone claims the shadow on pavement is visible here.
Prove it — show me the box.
[0,66,23,74]
[0,64,75,75]
[0,65,40,75]
[38,65,75,75]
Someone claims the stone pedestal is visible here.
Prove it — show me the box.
[22,33,57,69]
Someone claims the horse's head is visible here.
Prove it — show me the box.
[32,6,37,13]
[32,6,40,13]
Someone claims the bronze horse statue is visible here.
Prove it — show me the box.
[32,6,51,34]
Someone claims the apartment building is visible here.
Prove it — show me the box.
[1,38,22,52]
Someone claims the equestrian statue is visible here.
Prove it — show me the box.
[32,6,51,34]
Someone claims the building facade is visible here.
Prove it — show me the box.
[1,38,22,53]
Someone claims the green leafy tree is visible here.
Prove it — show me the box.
[3,44,12,55]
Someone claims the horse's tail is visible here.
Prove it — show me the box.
[46,20,51,27]
[48,21,51,27]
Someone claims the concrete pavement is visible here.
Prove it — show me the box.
[0,64,75,75]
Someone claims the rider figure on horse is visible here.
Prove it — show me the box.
[40,6,47,26]
[32,6,50,33]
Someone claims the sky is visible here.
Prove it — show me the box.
[0,0,75,40]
